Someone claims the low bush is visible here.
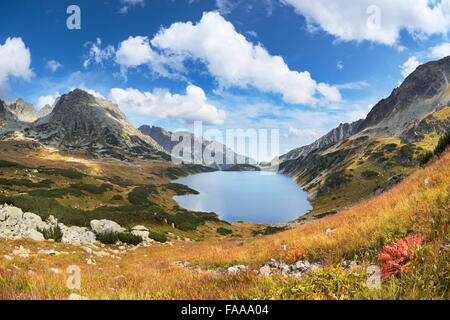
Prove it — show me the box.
[111,194,123,201]
[37,225,63,242]
[96,231,143,245]
[96,231,119,245]
[361,170,379,179]
[217,228,233,236]
[118,232,143,246]
[377,234,423,279]
[147,231,167,243]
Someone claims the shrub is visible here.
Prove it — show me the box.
[217,227,233,236]
[377,234,423,279]
[252,226,286,236]
[361,170,379,179]
[118,232,143,246]
[434,131,450,155]
[111,194,123,201]
[419,151,433,165]
[147,231,167,243]
[96,231,143,245]
[96,231,119,245]
[0,160,27,168]
[37,225,63,242]
[127,185,158,206]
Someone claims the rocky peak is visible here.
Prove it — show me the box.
[29,89,167,161]
[359,55,450,133]
[6,98,38,122]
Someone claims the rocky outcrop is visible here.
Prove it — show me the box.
[90,219,125,234]
[6,98,39,122]
[279,119,364,162]
[25,89,168,161]
[0,205,97,244]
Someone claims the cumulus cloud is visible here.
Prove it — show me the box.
[109,85,226,125]
[429,42,450,59]
[37,94,59,109]
[114,36,185,80]
[400,56,421,78]
[282,0,450,45]
[118,0,145,14]
[151,11,341,105]
[83,38,115,68]
[0,37,34,97]
[46,60,62,72]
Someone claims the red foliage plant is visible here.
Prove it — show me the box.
[377,234,423,279]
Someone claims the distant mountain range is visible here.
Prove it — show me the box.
[0,89,254,168]
[1,56,449,213]
[138,125,256,170]
[276,55,450,214]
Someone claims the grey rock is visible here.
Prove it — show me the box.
[90,219,125,234]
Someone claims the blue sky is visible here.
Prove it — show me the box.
[1,0,450,159]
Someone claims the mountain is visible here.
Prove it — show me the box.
[21,89,168,161]
[139,125,257,169]
[278,56,450,214]
[6,98,39,122]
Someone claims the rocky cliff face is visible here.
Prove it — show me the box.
[278,56,450,214]
[26,89,168,161]
[6,98,39,122]
[280,119,364,162]
[139,125,256,169]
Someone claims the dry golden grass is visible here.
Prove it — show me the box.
[0,150,449,300]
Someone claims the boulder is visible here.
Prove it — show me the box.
[90,219,125,234]
[0,206,23,226]
[227,265,249,275]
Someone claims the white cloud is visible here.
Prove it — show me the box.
[400,56,421,78]
[429,42,450,59]
[215,0,235,14]
[118,0,145,14]
[83,38,115,68]
[336,60,344,70]
[109,85,226,125]
[37,93,59,108]
[46,60,62,72]
[151,11,341,105]
[0,37,34,97]
[288,127,324,139]
[282,0,450,45]
[115,36,153,67]
[336,81,371,90]
[114,36,185,80]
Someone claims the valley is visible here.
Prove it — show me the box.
[0,55,449,300]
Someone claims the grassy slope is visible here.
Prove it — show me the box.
[1,149,448,300]
[299,110,449,218]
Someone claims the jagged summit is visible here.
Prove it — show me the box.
[139,125,256,169]
[278,56,450,212]
[26,89,168,161]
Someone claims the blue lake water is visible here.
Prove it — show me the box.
[172,171,312,224]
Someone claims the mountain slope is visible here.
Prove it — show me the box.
[24,89,168,161]
[279,56,450,215]
[139,125,256,169]
[6,99,39,122]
